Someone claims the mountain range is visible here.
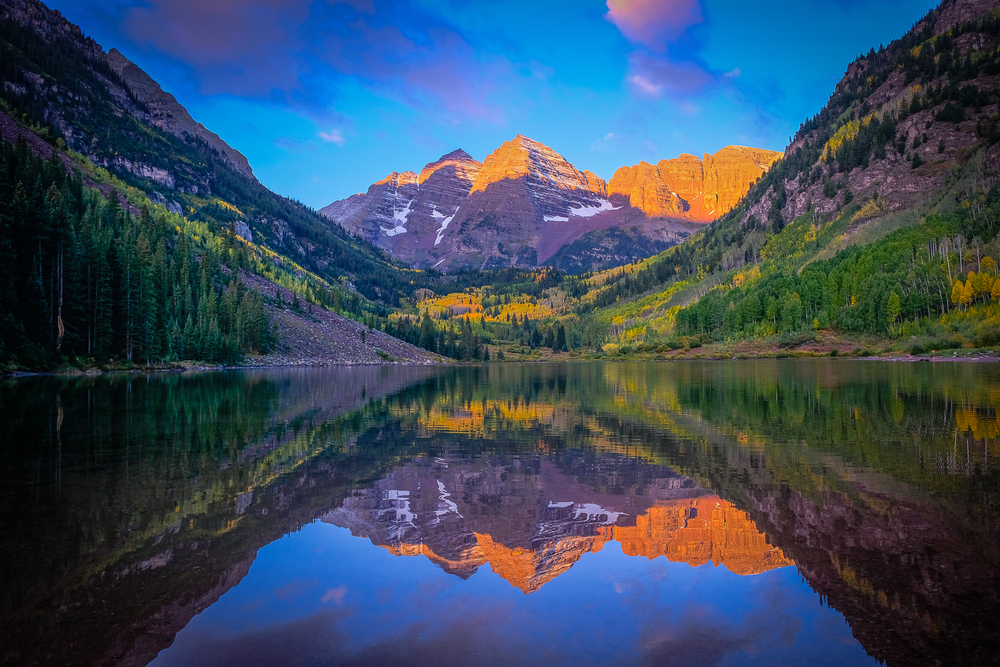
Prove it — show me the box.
[320,137,781,272]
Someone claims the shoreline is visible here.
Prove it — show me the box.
[4,350,998,379]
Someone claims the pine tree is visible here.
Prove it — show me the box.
[419,312,436,352]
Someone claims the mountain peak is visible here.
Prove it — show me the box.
[439,148,476,162]
[470,135,591,195]
[418,149,482,185]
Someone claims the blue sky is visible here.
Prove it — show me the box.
[50,0,938,209]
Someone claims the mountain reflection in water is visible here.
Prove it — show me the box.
[325,456,793,593]
[1,361,998,667]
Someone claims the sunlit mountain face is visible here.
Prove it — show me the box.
[2,361,999,667]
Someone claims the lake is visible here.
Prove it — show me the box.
[2,361,998,667]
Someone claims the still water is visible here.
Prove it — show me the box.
[2,361,999,667]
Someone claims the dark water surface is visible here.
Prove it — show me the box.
[2,361,999,667]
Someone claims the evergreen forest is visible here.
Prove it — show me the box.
[0,138,275,367]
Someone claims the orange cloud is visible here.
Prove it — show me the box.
[605,0,704,51]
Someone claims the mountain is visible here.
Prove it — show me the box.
[319,148,482,267]
[0,0,423,306]
[322,455,791,593]
[320,136,780,272]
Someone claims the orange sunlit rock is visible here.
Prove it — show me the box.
[608,146,783,221]
[469,135,595,195]
[474,531,613,594]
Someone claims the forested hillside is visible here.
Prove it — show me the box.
[0,138,275,366]
[0,0,463,369]
[557,0,1000,355]
[0,0,422,308]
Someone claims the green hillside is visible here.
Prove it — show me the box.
[553,1,1000,356]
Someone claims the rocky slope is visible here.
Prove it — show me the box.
[105,48,256,181]
[726,0,1000,245]
[321,136,782,273]
[238,271,439,366]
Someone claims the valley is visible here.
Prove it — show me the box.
[2,0,1000,372]
[4,2,1000,665]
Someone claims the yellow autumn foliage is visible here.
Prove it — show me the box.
[822,114,874,160]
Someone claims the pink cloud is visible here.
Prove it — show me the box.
[123,0,311,96]
[605,0,703,51]
[323,21,508,122]
[321,586,347,604]
[626,53,713,98]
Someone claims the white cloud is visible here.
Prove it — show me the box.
[319,129,345,145]
[629,75,661,95]
[724,67,741,79]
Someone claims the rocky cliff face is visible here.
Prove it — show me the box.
[322,137,781,272]
[106,49,256,181]
[612,499,794,576]
[320,171,420,243]
[608,146,783,222]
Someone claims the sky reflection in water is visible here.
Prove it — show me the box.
[152,521,871,667]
